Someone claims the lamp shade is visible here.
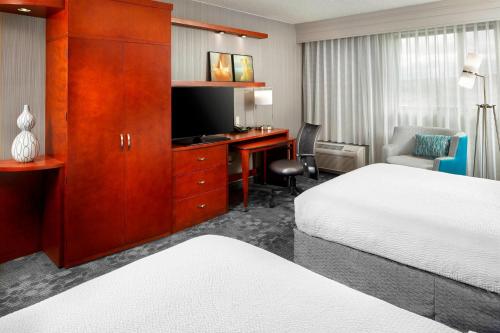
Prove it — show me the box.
[458,52,483,89]
[458,72,476,89]
[254,89,273,106]
[463,52,483,73]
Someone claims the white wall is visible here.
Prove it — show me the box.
[0,13,45,160]
[166,0,302,135]
[296,0,500,43]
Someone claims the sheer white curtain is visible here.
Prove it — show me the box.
[303,21,500,179]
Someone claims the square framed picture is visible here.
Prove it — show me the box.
[232,54,254,82]
[208,52,234,82]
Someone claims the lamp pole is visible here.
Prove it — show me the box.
[465,70,500,177]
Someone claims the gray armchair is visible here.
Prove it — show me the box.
[383,126,468,175]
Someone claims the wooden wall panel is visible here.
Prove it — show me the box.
[45,37,67,160]
[68,0,171,43]
[0,172,43,263]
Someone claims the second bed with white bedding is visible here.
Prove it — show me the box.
[0,235,457,333]
[295,163,500,293]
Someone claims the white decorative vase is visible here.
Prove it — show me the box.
[11,105,40,163]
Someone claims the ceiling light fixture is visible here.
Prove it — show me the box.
[218,31,225,35]
[241,35,247,38]
[17,7,32,13]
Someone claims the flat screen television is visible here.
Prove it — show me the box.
[172,87,234,144]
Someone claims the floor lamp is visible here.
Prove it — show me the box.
[458,52,500,177]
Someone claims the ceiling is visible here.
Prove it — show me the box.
[193,0,441,24]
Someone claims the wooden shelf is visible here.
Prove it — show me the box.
[0,156,64,172]
[0,0,64,18]
[172,17,268,39]
[172,80,266,88]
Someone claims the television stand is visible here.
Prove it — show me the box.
[173,135,230,146]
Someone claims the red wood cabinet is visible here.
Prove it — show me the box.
[46,0,173,267]
[123,43,172,244]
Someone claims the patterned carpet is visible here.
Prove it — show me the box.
[0,174,333,317]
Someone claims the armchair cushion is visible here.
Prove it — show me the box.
[413,134,452,159]
[386,155,434,170]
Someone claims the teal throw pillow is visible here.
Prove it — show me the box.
[414,134,452,159]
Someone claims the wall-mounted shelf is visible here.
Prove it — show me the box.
[172,17,268,39]
[0,156,64,172]
[0,0,64,18]
[172,81,266,88]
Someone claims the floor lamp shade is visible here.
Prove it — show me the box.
[458,52,483,89]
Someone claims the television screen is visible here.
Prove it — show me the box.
[172,87,234,140]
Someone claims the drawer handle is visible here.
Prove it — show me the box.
[198,180,206,185]
[197,157,207,161]
[198,204,207,209]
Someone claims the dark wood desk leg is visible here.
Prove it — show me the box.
[263,151,267,184]
[241,150,250,211]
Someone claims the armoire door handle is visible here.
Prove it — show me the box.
[127,133,131,150]
[120,134,124,150]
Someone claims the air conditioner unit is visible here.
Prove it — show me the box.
[315,141,368,174]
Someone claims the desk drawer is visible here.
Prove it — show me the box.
[174,167,227,200]
[173,145,227,175]
[174,187,227,232]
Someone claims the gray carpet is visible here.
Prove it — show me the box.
[0,174,334,317]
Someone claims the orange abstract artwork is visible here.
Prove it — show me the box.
[209,52,234,82]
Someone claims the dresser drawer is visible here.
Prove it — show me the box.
[173,145,227,175]
[174,188,227,232]
[174,167,227,200]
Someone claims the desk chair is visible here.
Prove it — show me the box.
[269,123,321,195]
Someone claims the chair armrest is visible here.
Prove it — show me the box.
[433,157,453,171]
[434,154,467,175]
[383,143,403,162]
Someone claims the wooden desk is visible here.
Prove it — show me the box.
[172,129,292,230]
[233,136,295,209]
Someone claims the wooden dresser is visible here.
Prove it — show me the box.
[173,145,228,232]
[172,129,291,232]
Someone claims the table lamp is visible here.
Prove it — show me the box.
[458,52,500,178]
[254,89,273,130]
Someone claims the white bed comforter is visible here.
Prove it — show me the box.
[0,235,457,333]
[295,163,500,293]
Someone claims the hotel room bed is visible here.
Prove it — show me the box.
[294,163,500,333]
[0,235,458,333]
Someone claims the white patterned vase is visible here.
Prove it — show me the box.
[11,105,40,163]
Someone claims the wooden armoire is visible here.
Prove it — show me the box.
[45,0,173,267]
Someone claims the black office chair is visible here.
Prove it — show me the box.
[269,123,321,195]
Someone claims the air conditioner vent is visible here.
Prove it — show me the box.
[315,141,368,174]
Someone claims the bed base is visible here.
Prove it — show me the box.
[294,229,500,333]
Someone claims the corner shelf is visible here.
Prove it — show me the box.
[0,156,64,172]
[0,0,64,18]
[172,17,268,39]
[172,81,266,88]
